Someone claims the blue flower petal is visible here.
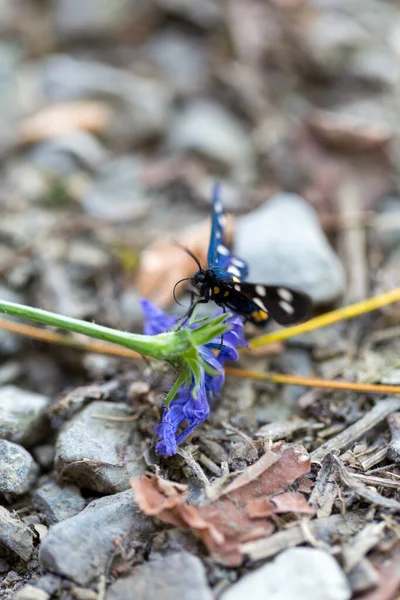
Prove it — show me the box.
[141,299,247,456]
[140,298,177,335]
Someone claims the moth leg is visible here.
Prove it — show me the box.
[177,296,208,329]
[218,305,226,350]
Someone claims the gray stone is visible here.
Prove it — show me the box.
[42,56,172,144]
[372,195,400,254]
[300,11,369,76]
[235,193,345,304]
[33,481,86,525]
[82,155,151,221]
[14,584,50,600]
[221,548,351,600]
[55,401,145,493]
[40,489,155,586]
[53,0,143,40]
[0,440,39,496]
[167,99,256,183]
[0,385,50,446]
[145,29,208,95]
[29,132,110,175]
[0,360,21,385]
[106,551,212,600]
[0,285,24,354]
[0,506,35,561]
[33,444,55,470]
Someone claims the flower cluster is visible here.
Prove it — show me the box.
[141,300,247,456]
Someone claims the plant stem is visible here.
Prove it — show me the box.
[0,299,189,361]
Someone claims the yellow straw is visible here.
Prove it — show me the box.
[250,287,400,349]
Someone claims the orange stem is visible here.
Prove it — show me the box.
[0,316,143,360]
[225,367,400,395]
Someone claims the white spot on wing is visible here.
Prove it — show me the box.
[279,300,295,314]
[214,200,223,213]
[227,265,241,277]
[234,284,241,292]
[278,288,293,302]
[255,285,266,297]
[254,298,267,311]
[232,257,245,268]
[215,231,221,239]
[217,244,230,255]
[218,215,226,227]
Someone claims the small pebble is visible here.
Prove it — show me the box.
[0,439,39,496]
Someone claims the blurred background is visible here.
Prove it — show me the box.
[1,0,400,392]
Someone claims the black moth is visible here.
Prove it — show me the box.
[177,184,311,327]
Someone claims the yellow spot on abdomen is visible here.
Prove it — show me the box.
[224,291,229,297]
[232,276,240,283]
[251,309,268,322]
[213,286,220,295]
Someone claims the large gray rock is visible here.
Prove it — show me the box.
[0,385,50,446]
[82,155,151,221]
[221,548,351,600]
[33,481,86,525]
[43,56,172,145]
[55,401,145,493]
[235,193,345,304]
[0,440,39,496]
[167,99,256,183]
[0,506,35,561]
[106,552,213,600]
[40,490,155,586]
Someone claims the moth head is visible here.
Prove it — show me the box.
[192,269,206,285]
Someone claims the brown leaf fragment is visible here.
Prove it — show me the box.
[131,473,189,520]
[271,492,315,515]
[308,110,392,152]
[246,498,275,518]
[130,444,311,566]
[296,476,315,494]
[222,444,311,504]
[18,101,112,145]
[137,216,234,307]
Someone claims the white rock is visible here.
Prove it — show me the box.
[167,99,256,183]
[235,193,345,304]
[221,548,351,600]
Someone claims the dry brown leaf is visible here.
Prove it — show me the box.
[308,110,392,152]
[136,215,235,307]
[18,101,112,145]
[271,491,315,514]
[130,443,311,566]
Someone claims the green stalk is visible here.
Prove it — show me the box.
[0,300,190,361]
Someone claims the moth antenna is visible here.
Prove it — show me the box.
[173,241,203,271]
[173,277,193,306]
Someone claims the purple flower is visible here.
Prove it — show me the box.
[140,299,247,456]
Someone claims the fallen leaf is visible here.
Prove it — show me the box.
[18,101,112,145]
[136,215,234,307]
[131,443,311,566]
[246,497,275,518]
[307,110,392,152]
[270,491,315,514]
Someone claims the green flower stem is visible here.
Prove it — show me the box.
[0,300,231,374]
[0,299,190,361]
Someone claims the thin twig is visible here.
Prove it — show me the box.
[311,398,400,463]
[249,287,400,349]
